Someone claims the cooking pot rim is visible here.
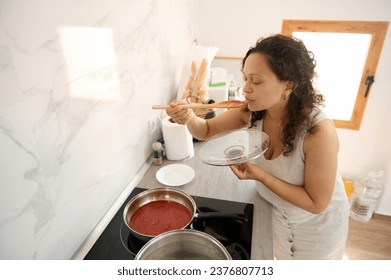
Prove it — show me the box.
[135,229,233,260]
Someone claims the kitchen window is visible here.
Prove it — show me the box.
[282,20,389,130]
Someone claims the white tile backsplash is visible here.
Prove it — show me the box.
[0,0,196,259]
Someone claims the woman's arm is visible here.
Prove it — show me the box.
[230,119,339,214]
[166,101,250,140]
[300,119,339,212]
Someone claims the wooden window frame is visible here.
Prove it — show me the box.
[282,20,389,130]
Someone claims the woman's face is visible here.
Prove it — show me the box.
[242,53,289,112]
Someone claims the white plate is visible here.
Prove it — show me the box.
[155,164,195,186]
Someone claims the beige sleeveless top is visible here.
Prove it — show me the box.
[253,108,349,259]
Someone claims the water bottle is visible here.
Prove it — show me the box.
[349,170,384,222]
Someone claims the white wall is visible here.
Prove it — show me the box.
[0,0,197,259]
[198,0,391,215]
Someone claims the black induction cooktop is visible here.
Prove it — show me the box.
[84,187,254,260]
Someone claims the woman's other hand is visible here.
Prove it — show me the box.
[230,162,263,181]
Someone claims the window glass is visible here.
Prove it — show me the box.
[293,32,372,120]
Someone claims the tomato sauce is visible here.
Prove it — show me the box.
[130,200,192,236]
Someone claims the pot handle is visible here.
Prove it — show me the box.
[194,212,248,223]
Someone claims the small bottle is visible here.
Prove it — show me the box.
[157,138,165,157]
[152,142,163,166]
[228,79,237,100]
[349,170,384,222]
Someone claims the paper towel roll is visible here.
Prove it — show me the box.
[162,116,194,160]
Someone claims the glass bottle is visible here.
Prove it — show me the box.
[152,142,163,166]
[349,170,384,222]
[228,79,236,100]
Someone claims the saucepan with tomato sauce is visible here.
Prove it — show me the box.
[123,187,247,242]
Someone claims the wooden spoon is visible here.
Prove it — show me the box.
[152,100,246,110]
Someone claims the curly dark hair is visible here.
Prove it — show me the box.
[242,34,325,155]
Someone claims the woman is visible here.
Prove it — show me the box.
[167,34,349,260]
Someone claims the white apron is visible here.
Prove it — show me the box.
[253,108,349,259]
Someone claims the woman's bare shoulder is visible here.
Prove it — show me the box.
[304,118,339,154]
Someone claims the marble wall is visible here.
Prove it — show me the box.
[0,0,196,259]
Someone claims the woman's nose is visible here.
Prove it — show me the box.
[242,82,251,96]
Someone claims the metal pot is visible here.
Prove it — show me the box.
[135,229,232,260]
[123,187,247,242]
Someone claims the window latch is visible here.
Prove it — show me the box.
[364,75,375,98]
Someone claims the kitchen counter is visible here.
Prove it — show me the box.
[138,141,274,260]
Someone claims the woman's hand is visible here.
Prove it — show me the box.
[229,162,263,180]
[166,100,194,125]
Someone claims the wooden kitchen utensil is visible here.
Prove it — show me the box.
[152,100,246,110]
